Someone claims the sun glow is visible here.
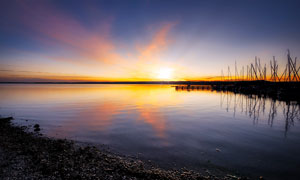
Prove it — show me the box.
[156,67,173,80]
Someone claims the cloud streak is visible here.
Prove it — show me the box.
[18,1,123,65]
[1,1,181,81]
[137,22,176,63]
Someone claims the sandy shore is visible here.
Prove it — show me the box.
[0,117,248,180]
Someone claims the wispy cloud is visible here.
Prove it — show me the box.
[137,22,176,63]
[1,1,181,81]
[17,1,122,65]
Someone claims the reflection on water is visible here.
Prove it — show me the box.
[219,92,300,136]
[0,84,179,139]
[0,84,300,179]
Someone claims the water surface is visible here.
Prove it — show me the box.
[0,84,299,179]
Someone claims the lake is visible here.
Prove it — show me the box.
[0,84,299,179]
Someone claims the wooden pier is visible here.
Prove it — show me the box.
[174,85,212,91]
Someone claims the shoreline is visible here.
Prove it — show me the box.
[212,81,300,103]
[0,116,248,180]
[174,81,300,103]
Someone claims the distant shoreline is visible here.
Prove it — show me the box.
[1,80,300,85]
[2,81,300,103]
[1,81,188,84]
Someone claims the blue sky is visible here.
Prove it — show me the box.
[1,0,300,81]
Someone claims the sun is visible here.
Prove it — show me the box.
[156,67,173,80]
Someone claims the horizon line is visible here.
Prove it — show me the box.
[1,80,297,85]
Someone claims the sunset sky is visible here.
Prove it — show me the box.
[1,0,300,82]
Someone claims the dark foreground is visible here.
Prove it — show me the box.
[0,117,247,180]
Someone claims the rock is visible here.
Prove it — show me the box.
[34,124,40,128]
[34,124,41,132]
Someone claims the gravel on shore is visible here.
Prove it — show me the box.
[0,117,247,180]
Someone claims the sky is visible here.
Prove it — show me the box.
[0,0,300,82]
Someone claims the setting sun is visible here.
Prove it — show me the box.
[156,67,173,80]
[1,1,300,179]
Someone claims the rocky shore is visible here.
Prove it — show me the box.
[0,117,247,180]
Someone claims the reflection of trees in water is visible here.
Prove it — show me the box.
[220,92,300,136]
[283,102,300,136]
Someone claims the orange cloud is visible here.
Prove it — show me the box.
[18,1,122,65]
[137,22,176,63]
[8,1,182,81]
[116,22,181,81]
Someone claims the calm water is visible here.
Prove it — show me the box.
[0,84,300,179]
